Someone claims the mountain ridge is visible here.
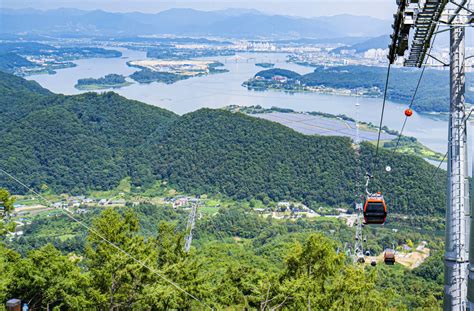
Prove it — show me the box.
[0,8,391,39]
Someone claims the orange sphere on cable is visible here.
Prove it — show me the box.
[404,108,413,117]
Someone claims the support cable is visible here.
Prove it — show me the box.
[431,151,448,179]
[0,167,212,310]
[391,29,440,155]
[371,62,392,174]
[430,108,473,179]
[390,66,426,153]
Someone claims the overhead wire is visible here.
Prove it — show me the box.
[431,151,448,179]
[430,108,474,178]
[391,26,440,155]
[0,93,219,309]
[0,167,212,310]
[390,66,426,152]
[0,102,215,308]
[373,63,392,162]
[364,61,392,194]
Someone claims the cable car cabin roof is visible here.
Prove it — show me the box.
[384,249,396,265]
[363,196,387,225]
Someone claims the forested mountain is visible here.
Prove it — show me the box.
[0,71,178,194]
[148,109,445,215]
[0,53,35,73]
[0,72,445,215]
[0,8,390,39]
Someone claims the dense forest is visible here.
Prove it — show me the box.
[146,45,235,59]
[0,71,446,216]
[0,71,177,194]
[0,197,445,310]
[130,69,184,84]
[249,66,474,113]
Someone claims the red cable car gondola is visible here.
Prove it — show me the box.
[363,192,387,225]
[404,108,413,117]
[384,249,396,265]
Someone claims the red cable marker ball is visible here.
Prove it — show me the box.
[404,108,413,117]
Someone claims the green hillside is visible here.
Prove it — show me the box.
[153,109,358,205]
[0,72,446,215]
[0,53,35,73]
[0,72,178,193]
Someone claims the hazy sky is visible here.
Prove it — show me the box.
[1,0,395,19]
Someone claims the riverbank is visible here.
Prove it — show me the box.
[75,82,133,90]
[225,105,446,163]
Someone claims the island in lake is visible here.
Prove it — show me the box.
[255,62,275,68]
[75,74,133,90]
[243,66,473,114]
[127,59,228,84]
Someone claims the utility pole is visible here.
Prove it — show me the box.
[388,1,473,309]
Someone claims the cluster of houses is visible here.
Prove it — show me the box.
[255,201,320,219]
[163,196,202,209]
[253,74,296,85]
[49,196,127,209]
[253,73,379,98]
[7,196,130,239]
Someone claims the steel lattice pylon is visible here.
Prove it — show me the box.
[352,95,367,264]
[445,22,470,310]
[353,203,365,264]
[184,202,198,253]
[388,1,473,309]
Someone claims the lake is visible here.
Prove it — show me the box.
[27,48,450,156]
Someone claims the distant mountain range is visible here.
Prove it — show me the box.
[0,8,391,39]
[332,35,390,54]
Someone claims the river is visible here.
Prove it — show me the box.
[26,48,451,155]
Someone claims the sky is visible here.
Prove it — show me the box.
[0,0,396,19]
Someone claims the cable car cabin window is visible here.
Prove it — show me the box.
[364,200,387,224]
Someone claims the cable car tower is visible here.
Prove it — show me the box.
[184,201,198,253]
[353,203,366,263]
[388,1,472,309]
[353,94,367,263]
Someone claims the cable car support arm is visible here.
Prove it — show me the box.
[388,1,473,309]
